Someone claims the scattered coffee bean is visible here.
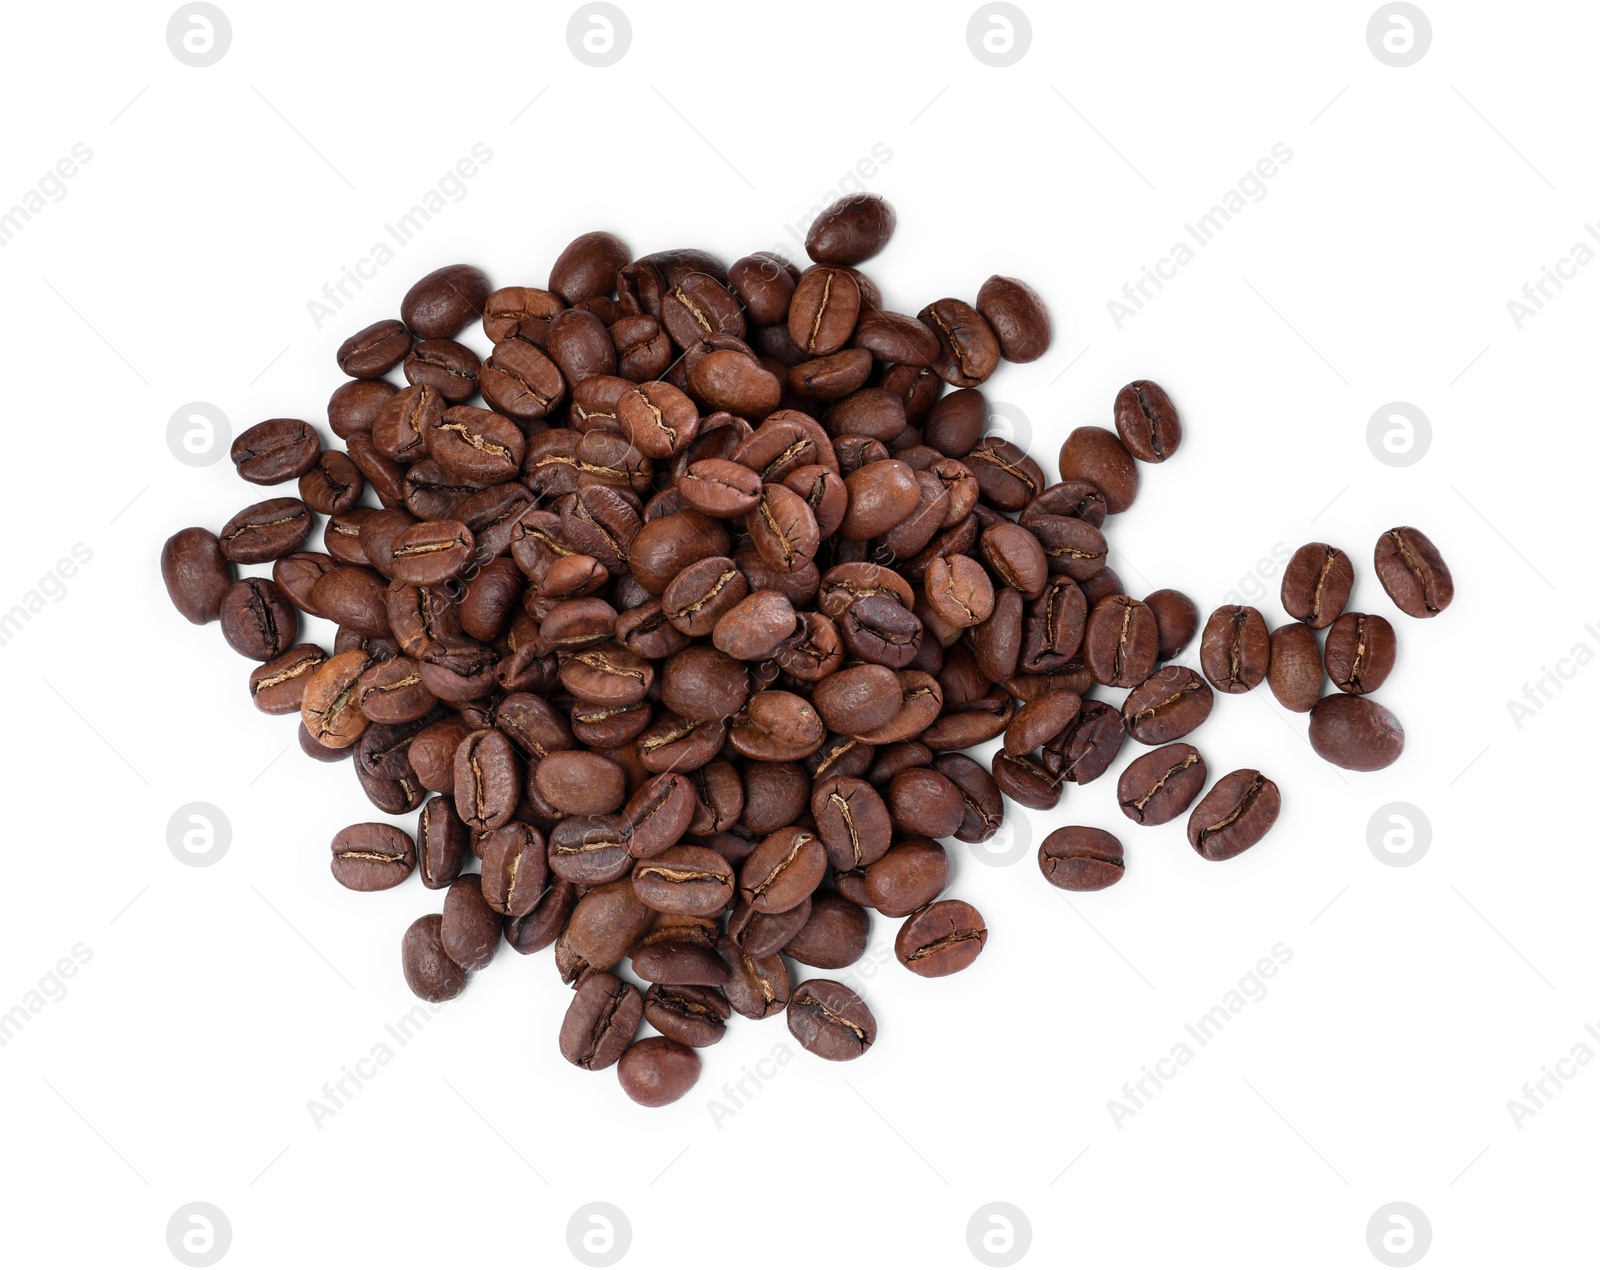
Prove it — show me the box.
[1187,770,1281,861]
[1375,526,1454,618]
[1038,826,1125,890]
[1309,695,1405,770]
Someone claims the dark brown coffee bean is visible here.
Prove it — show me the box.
[787,979,876,1060]
[618,1037,701,1106]
[219,497,311,564]
[630,927,728,986]
[1200,605,1271,694]
[1005,688,1082,755]
[329,822,415,891]
[162,528,234,624]
[231,418,320,485]
[404,338,480,402]
[249,644,327,714]
[1375,526,1454,618]
[401,914,466,1003]
[748,482,821,574]
[416,797,469,889]
[1324,612,1396,695]
[1267,623,1324,713]
[338,318,411,378]
[453,728,520,831]
[976,275,1051,363]
[441,875,500,974]
[864,837,948,917]
[1188,770,1281,861]
[220,579,299,661]
[398,263,489,339]
[789,266,861,356]
[895,899,987,977]
[738,828,825,914]
[1279,543,1353,629]
[388,519,475,587]
[919,298,1000,387]
[1121,666,1213,744]
[1309,694,1405,770]
[560,972,643,1070]
[806,193,896,265]
[1044,699,1125,785]
[481,338,565,421]
[924,554,995,628]
[717,934,790,1019]
[1117,743,1207,826]
[727,253,798,325]
[642,983,730,1048]
[328,378,396,438]
[631,846,737,916]
[1083,595,1160,688]
[297,449,364,516]
[1144,588,1199,660]
[1059,426,1138,514]
[550,231,630,304]
[664,557,749,638]
[1113,380,1182,463]
[680,460,762,519]
[811,775,893,870]
[886,767,965,839]
[1038,826,1124,890]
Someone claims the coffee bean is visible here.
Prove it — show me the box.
[644,982,731,1047]
[401,914,467,1002]
[864,837,948,917]
[402,264,491,340]
[479,822,548,916]
[163,528,234,624]
[1280,543,1353,629]
[787,979,876,1060]
[453,729,520,831]
[1267,623,1324,713]
[1121,666,1212,744]
[219,497,311,564]
[1308,695,1405,771]
[737,827,826,914]
[1083,595,1160,688]
[1112,380,1181,463]
[441,874,501,972]
[633,846,737,916]
[976,276,1051,363]
[919,298,1000,388]
[404,338,480,403]
[806,193,896,265]
[1324,612,1396,695]
[618,1036,701,1106]
[1038,826,1124,890]
[895,900,987,977]
[1043,699,1125,785]
[1375,526,1453,618]
[390,519,475,586]
[338,319,411,378]
[221,579,299,661]
[1117,743,1206,826]
[550,231,630,304]
[1187,770,1281,861]
[232,418,321,485]
[559,972,643,1070]
[417,797,469,890]
[1144,588,1199,660]
[330,823,415,891]
[249,644,327,715]
[1199,605,1271,694]
[789,267,861,356]
[1059,427,1138,514]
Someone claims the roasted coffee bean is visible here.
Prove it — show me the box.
[390,519,475,586]
[864,838,948,917]
[417,797,469,889]
[1113,380,1181,463]
[249,644,327,714]
[966,437,1044,511]
[453,729,520,831]
[401,914,467,1003]
[1323,612,1395,696]
[932,753,1004,844]
[975,275,1051,363]
[1280,543,1354,629]
[559,972,643,1070]
[232,418,321,485]
[806,193,896,265]
[781,890,872,969]
[789,266,861,356]
[328,378,396,438]
[549,231,630,304]
[633,846,737,916]
[1121,666,1213,744]
[221,579,299,661]
[330,822,415,891]
[787,979,876,1060]
[1038,826,1124,891]
[536,750,627,815]
[895,900,987,977]
[425,406,524,484]
[886,767,965,839]
[739,828,826,913]
[681,460,763,519]
[1005,689,1082,755]
[504,876,577,954]
[1118,743,1206,826]
[1083,595,1160,688]
[565,878,657,968]
[840,594,923,669]
[1188,770,1281,861]
[643,983,730,1048]
[716,934,790,1019]
[163,528,234,624]
[1200,605,1271,694]
[310,566,391,639]
[402,263,491,339]
[618,1037,701,1106]
[919,298,1000,387]
[1044,699,1125,785]
[298,449,364,515]
[1059,427,1138,514]
[630,929,728,986]
[624,772,696,859]
[925,553,995,627]
[1309,695,1404,770]
[219,497,311,564]
[404,338,480,402]
[444,870,499,972]
[338,319,411,378]
[1144,588,1199,660]
[1267,622,1324,713]
[1023,480,1109,530]
[481,338,564,420]
[546,814,632,885]
[811,775,893,869]
[479,822,548,916]
[1375,526,1453,618]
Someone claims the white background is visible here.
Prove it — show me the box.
[0,1,1594,1266]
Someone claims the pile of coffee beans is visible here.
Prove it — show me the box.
[161,194,1452,1108]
